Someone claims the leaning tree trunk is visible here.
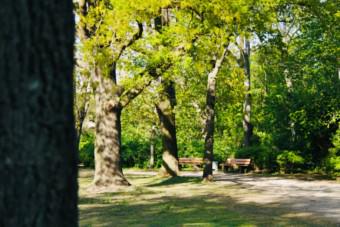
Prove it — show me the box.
[156,81,180,177]
[242,39,253,147]
[203,47,228,181]
[92,73,130,188]
[0,0,78,226]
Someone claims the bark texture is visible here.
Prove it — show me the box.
[154,8,179,177]
[156,82,180,177]
[93,70,130,187]
[203,47,228,181]
[0,1,77,226]
[242,39,253,147]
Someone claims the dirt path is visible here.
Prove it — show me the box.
[214,173,340,223]
[126,170,340,224]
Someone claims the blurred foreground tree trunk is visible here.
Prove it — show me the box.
[0,0,78,226]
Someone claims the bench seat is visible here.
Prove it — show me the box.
[220,158,251,172]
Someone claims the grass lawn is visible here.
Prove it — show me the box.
[79,169,335,227]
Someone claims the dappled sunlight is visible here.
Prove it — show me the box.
[79,169,338,226]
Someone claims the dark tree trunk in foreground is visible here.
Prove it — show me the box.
[156,81,180,177]
[0,1,77,226]
[203,47,228,181]
[93,72,130,187]
[242,39,253,147]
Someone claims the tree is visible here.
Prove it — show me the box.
[156,81,180,176]
[250,0,339,171]
[0,0,77,226]
[203,46,229,180]
[240,38,253,147]
[154,8,180,177]
[80,0,172,188]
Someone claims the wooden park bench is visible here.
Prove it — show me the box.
[220,158,251,173]
[178,157,203,170]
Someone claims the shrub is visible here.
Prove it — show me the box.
[325,126,340,176]
[121,136,162,168]
[79,132,95,168]
[276,150,304,173]
[121,138,149,168]
[235,145,278,171]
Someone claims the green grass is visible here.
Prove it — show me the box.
[79,169,335,227]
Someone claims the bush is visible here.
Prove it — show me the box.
[121,135,163,169]
[325,126,340,176]
[276,150,304,173]
[121,138,150,168]
[236,146,278,171]
[79,132,95,168]
[178,139,203,159]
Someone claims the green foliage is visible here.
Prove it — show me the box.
[325,125,340,176]
[75,0,339,176]
[121,136,162,168]
[277,150,305,173]
[79,132,95,168]
[236,145,277,171]
[251,0,339,172]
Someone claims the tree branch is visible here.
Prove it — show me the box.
[115,22,143,62]
[119,63,172,108]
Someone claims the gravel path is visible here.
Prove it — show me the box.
[126,170,340,223]
[195,172,340,223]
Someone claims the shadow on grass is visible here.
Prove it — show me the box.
[79,187,159,206]
[79,192,121,205]
[79,193,335,227]
[148,176,201,187]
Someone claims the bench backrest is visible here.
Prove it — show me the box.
[179,157,203,164]
[226,158,251,166]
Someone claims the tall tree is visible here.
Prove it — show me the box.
[156,81,180,176]
[240,38,253,147]
[154,8,180,177]
[203,46,229,180]
[0,0,77,226]
[81,0,171,188]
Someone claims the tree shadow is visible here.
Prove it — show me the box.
[79,193,335,227]
[148,176,201,187]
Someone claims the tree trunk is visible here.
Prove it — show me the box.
[0,1,78,226]
[76,101,89,151]
[203,47,228,181]
[149,124,156,168]
[150,144,155,168]
[92,73,130,188]
[156,81,180,177]
[242,39,253,147]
